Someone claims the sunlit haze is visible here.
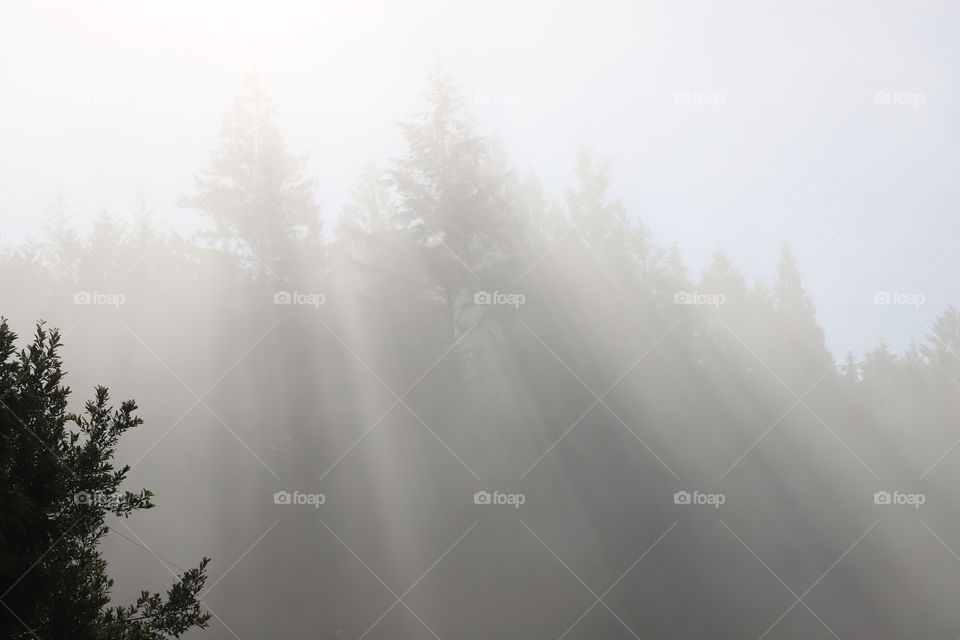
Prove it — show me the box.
[2,2,960,639]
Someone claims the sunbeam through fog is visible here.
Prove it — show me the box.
[3,2,960,639]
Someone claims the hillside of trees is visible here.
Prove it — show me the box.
[2,69,960,638]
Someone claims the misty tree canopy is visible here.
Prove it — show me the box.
[3,69,960,639]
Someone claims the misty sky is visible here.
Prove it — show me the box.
[2,0,959,355]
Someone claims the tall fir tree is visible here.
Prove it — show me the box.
[179,74,321,279]
[392,67,519,337]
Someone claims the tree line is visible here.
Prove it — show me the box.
[2,68,959,638]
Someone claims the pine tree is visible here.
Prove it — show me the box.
[565,147,655,285]
[771,244,831,378]
[773,244,815,316]
[841,351,860,383]
[860,339,899,389]
[392,67,519,336]
[517,169,563,245]
[80,213,126,285]
[701,252,749,307]
[334,161,401,284]
[33,194,83,282]
[336,162,396,241]
[922,305,960,388]
[567,147,624,246]
[923,305,960,366]
[179,74,321,278]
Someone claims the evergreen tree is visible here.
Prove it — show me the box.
[517,168,563,246]
[31,194,83,282]
[565,147,658,288]
[80,213,126,285]
[841,351,860,384]
[771,244,832,380]
[0,319,210,639]
[336,161,397,241]
[392,67,519,336]
[923,306,960,369]
[179,74,321,278]
[566,148,623,245]
[700,252,749,307]
[860,339,899,389]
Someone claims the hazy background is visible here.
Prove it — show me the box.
[3,0,960,354]
[3,2,960,639]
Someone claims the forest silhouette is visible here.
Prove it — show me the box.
[3,69,960,639]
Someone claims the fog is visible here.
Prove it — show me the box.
[2,1,960,639]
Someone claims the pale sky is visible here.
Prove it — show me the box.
[2,0,959,355]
